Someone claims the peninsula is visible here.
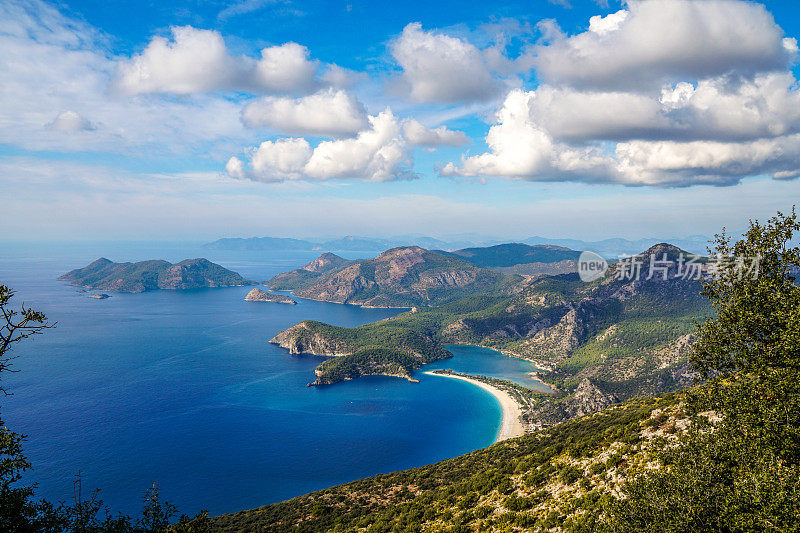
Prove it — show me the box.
[60,258,256,293]
[244,288,296,304]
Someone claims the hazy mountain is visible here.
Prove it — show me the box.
[525,235,711,257]
[204,237,317,251]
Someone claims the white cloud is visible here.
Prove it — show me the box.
[587,9,628,35]
[112,26,319,95]
[227,138,312,181]
[614,135,800,186]
[252,42,318,93]
[319,64,363,88]
[112,27,244,95]
[442,90,617,182]
[534,0,795,91]
[520,73,800,143]
[217,0,276,21]
[390,22,501,103]
[401,119,468,147]
[228,109,418,182]
[46,110,94,132]
[241,88,368,135]
[444,0,800,187]
[443,86,800,187]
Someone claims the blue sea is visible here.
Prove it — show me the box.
[0,242,543,517]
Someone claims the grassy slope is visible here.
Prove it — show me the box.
[212,390,685,532]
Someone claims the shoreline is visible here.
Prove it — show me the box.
[265,287,414,309]
[443,343,555,393]
[423,371,524,443]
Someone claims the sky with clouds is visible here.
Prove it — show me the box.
[2,0,800,242]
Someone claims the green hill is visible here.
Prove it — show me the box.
[59,258,256,293]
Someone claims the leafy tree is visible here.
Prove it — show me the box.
[610,209,800,532]
[139,483,177,532]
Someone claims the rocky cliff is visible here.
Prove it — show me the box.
[269,321,352,356]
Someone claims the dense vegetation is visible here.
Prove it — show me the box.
[274,246,712,411]
[611,209,800,531]
[313,348,421,384]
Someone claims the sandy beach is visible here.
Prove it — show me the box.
[424,371,524,443]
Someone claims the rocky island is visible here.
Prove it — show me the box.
[60,257,255,293]
[244,288,296,304]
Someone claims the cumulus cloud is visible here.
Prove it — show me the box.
[228,109,417,182]
[390,22,501,103]
[241,89,368,135]
[444,0,800,187]
[112,26,319,95]
[534,0,796,91]
[519,73,800,143]
[441,90,618,183]
[46,110,94,131]
[228,109,469,182]
[443,83,800,187]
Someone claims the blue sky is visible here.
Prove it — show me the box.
[2,0,800,242]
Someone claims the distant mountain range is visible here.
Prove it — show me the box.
[205,234,711,257]
[204,235,478,252]
[524,235,711,257]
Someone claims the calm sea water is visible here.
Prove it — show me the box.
[0,242,540,517]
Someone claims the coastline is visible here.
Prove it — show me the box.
[444,343,555,393]
[265,287,414,309]
[423,371,524,443]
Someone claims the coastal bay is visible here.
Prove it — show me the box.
[424,371,524,442]
[0,244,510,517]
